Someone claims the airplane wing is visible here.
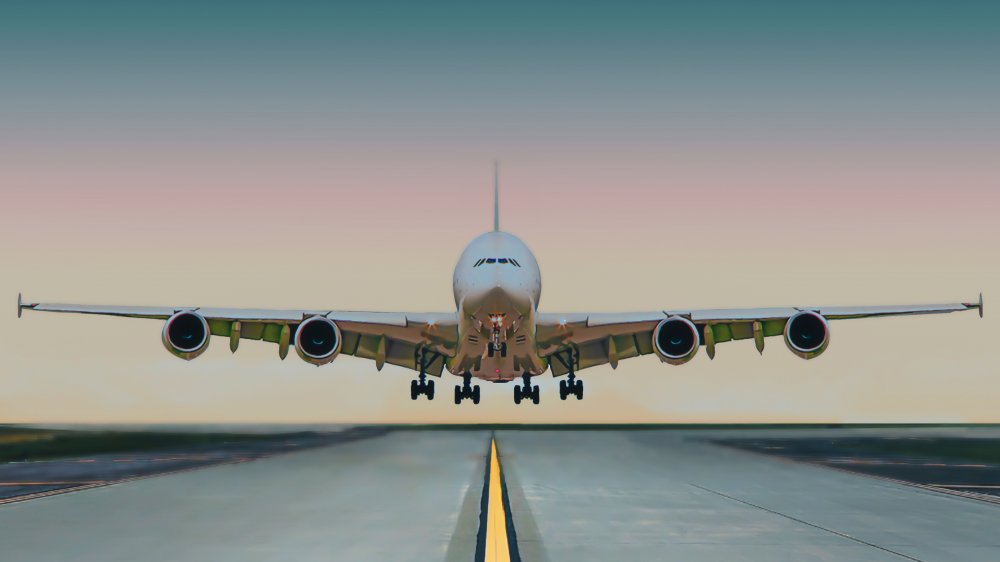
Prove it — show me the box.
[535,295,983,375]
[17,295,458,376]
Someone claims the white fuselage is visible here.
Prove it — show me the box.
[450,231,544,381]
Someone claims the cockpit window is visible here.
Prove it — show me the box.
[474,257,522,267]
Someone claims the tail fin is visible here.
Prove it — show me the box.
[493,161,500,232]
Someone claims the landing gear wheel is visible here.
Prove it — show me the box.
[575,380,584,400]
[500,342,508,357]
[426,379,435,400]
[472,386,481,404]
[454,386,462,405]
[559,379,568,401]
[410,380,419,401]
[514,374,539,405]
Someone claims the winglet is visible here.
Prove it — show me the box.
[966,292,984,318]
[493,161,500,232]
[17,292,23,319]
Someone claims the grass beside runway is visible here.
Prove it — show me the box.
[718,434,1000,501]
[0,426,318,463]
[851,437,1000,464]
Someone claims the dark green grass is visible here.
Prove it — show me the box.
[380,423,1000,432]
[0,426,313,463]
[850,438,1000,464]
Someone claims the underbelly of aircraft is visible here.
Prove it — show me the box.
[449,347,548,382]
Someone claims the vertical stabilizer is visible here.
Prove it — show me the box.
[493,161,500,232]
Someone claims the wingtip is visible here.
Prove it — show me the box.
[17,292,22,319]
[979,292,984,318]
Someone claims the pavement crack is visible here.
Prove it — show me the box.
[689,483,927,562]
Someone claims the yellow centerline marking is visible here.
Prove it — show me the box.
[485,438,511,562]
[0,481,106,486]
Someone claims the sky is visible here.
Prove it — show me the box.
[1,1,998,423]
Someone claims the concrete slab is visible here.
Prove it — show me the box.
[0,430,489,562]
[497,430,1000,562]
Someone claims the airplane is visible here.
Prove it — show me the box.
[17,165,984,405]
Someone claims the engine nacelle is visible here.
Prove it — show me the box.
[295,316,342,365]
[784,310,830,359]
[652,316,700,365]
[162,311,210,360]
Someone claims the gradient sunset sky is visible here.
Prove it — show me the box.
[1,1,997,423]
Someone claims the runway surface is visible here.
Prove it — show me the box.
[1,427,999,561]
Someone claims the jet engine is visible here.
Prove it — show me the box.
[784,310,830,359]
[162,311,210,360]
[652,316,700,365]
[295,316,342,365]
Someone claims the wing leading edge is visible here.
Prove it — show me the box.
[536,295,983,375]
[17,295,458,376]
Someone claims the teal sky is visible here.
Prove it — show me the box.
[3,1,999,147]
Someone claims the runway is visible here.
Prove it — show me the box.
[1,427,999,561]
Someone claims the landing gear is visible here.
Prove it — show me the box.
[554,349,584,401]
[487,341,507,358]
[487,314,508,358]
[513,374,540,405]
[558,374,583,400]
[454,373,480,405]
[410,348,442,401]
[410,374,435,400]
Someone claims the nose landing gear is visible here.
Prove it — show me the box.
[487,314,508,358]
[454,373,481,404]
[513,374,540,405]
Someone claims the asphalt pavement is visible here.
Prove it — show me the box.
[2,427,1000,561]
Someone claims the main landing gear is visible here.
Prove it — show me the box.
[454,373,481,405]
[410,374,434,400]
[513,374,540,405]
[559,373,584,400]
[554,349,584,401]
[410,349,442,401]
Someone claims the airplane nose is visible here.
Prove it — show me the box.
[464,283,531,315]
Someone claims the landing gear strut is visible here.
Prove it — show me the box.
[554,349,584,401]
[487,315,507,358]
[513,374,540,405]
[454,373,480,405]
[410,349,440,400]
